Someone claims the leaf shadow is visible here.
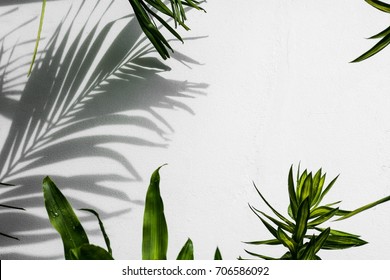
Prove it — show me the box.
[0,1,208,258]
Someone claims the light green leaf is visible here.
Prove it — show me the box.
[176,238,194,260]
[28,0,46,76]
[277,227,296,253]
[308,207,339,227]
[80,208,112,256]
[42,176,89,260]
[336,195,390,221]
[315,175,339,207]
[70,244,114,260]
[142,164,168,260]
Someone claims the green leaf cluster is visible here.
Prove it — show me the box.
[352,0,390,62]
[245,165,390,260]
[43,165,221,260]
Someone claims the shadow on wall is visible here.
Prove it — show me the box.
[0,1,207,258]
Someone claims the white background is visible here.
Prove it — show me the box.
[0,0,390,260]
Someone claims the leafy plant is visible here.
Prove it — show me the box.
[352,0,390,62]
[43,165,222,260]
[244,165,390,260]
[29,0,205,74]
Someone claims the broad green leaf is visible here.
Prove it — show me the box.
[293,198,310,243]
[288,166,298,219]
[214,247,223,260]
[299,173,313,204]
[322,235,367,250]
[336,195,390,221]
[142,165,168,260]
[176,238,194,260]
[80,208,112,256]
[351,33,390,62]
[369,25,390,39]
[365,0,390,13]
[277,227,296,253]
[28,0,46,76]
[42,176,89,260]
[70,244,114,260]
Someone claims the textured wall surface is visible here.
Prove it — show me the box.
[1,0,390,259]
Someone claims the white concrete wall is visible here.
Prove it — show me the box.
[1,0,390,259]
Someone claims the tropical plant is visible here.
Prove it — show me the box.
[43,165,222,260]
[352,0,390,62]
[244,165,390,260]
[0,182,25,241]
[29,0,205,75]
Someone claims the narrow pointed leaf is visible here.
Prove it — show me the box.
[70,244,114,260]
[142,165,168,260]
[42,176,89,259]
[323,235,367,249]
[369,25,390,39]
[28,0,46,76]
[288,166,298,219]
[351,33,390,62]
[365,0,390,13]
[293,198,310,243]
[299,173,313,204]
[313,227,331,253]
[315,175,339,207]
[249,204,278,238]
[244,239,282,245]
[214,247,223,260]
[300,235,317,260]
[311,169,322,205]
[308,207,339,227]
[80,208,112,256]
[336,195,390,221]
[244,250,277,260]
[277,227,296,253]
[176,238,194,260]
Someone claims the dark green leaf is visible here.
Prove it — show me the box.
[288,165,298,219]
[214,247,223,260]
[308,207,339,227]
[299,173,313,204]
[42,176,89,260]
[70,244,114,260]
[293,198,310,243]
[315,175,339,207]
[249,204,278,238]
[351,33,390,62]
[142,164,168,260]
[313,227,331,254]
[251,207,293,233]
[311,169,322,206]
[80,208,112,256]
[244,250,277,260]
[176,238,194,260]
[277,227,296,253]
[244,239,282,245]
[365,0,390,13]
[369,25,390,39]
[322,235,367,249]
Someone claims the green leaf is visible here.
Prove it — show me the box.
[308,207,339,227]
[244,250,278,260]
[300,235,317,260]
[277,227,296,253]
[351,33,390,62]
[322,235,367,249]
[80,208,112,256]
[288,166,298,219]
[310,169,322,206]
[251,207,294,233]
[28,0,46,76]
[142,164,168,260]
[42,176,89,260]
[70,244,114,260]
[336,195,390,221]
[244,239,282,246]
[365,0,390,13]
[314,175,339,207]
[299,173,313,204]
[214,247,223,260]
[293,198,310,243]
[312,227,331,254]
[369,25,390,39]
[176,238,194,260]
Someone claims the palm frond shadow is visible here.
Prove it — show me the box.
[0,1,207,257]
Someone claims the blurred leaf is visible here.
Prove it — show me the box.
[80,208,112,256]
[28,0,46,76]
[365,0,390,13]
[176,238,194,260]
[214,247,223,260]
[299,173,313,204]
[42,176,89,259]
[70,244,114,260]
[142,164,168,260]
